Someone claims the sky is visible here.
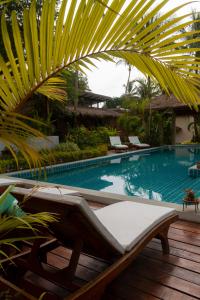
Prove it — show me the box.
[85,0,200,98]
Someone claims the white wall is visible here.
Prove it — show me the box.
[27,136,59,151]
[175,115,194,144]
[0,136,59,155]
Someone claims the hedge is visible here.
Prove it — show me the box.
[0,144,108,174]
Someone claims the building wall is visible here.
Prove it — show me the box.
[175,115,194,144]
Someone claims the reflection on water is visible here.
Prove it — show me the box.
[41,147,200,204]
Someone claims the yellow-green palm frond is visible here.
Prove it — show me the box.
[0,0,200,165]
[0,0,199,111]
[0,112,46,168]
[0,212,56,266]
[37,77,67,102]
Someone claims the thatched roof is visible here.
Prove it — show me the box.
[66,106,122,117]
[150,94,189,111]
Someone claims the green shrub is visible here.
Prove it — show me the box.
[67,126,117,149]
[0,145,108,174]
[54,142,80,152]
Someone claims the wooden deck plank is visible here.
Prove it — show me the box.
[168,231,200,247]
[47,252,99,282]
[148,240,200,263]
[169,227,200,241]
[171,221,200,234]
[137,255,200,287]
[107,282,161,300]
[111,273,197,300]
[50,246,109,272]
[142,247,200,273]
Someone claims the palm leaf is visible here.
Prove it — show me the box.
[0,0,200,166]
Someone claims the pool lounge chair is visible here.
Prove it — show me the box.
[128,136,150,148]
[109,136,128,151]
[9,187,178,300]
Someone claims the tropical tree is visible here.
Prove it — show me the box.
[185,10,200,75]
[126,77,161,100]
[116,58,133,94]
[62,68,89,110]
[0,0,200,167]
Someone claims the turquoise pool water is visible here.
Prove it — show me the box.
[39,147,200,204]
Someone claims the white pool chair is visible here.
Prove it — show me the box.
[109,136,128,151]
[128,136,150,148]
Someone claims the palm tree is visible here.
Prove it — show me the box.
[129,77,161,100]
[117,59,133,94]
[0,0,200,168]
[188,11,200,74]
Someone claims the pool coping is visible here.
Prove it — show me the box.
[3,144,200,223]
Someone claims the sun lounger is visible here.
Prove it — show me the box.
[128,136,150,148]
[8,187,177,299]
[109,136,128,151]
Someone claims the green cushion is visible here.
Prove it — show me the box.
[0,191,25,217]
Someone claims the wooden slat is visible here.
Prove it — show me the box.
[171,221,200,234]
[132,256,200,298]
[113,273,196,300]
[137,255,200,287]
[169,227,200,241]
[148,240,200,263]
[142,247,200,273]
[107,281,161,300]
[47,252,99,283]
[168,231,200,247]
[51,246,109,272]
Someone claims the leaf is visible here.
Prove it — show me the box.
[0,0,200,166]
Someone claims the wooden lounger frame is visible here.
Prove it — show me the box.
[2,187,178,300]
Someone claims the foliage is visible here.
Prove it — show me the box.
[29,112,56,135]
[0,0,200,168]
[103,97,122,109]
[117,114,144,136]
[67,126,117,149]
[0,145,108,173]
[127,77,162,100]
[61,68,89,107]
[54,142,80,152]
[188,114,200,142]
[117,99,149,136]
[146,111,174,146]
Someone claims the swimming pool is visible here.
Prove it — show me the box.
[18,146,199,205]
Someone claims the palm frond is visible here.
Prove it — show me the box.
[0,0,200,164]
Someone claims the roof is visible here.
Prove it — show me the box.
[66,106,122,117]
[80,91,113,104]
[150,94,188,110]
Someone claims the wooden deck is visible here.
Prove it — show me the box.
[17,219,200,300]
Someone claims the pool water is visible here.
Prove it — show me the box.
[40,147,200,204]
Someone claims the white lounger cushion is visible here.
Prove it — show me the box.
[94,201,175,252]
[113,144,128,149]
[135,143,149,148]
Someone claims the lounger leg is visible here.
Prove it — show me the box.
[157,227,170,254]
[67,239,83,281]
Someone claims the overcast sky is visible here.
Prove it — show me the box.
[85,0,200,97]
